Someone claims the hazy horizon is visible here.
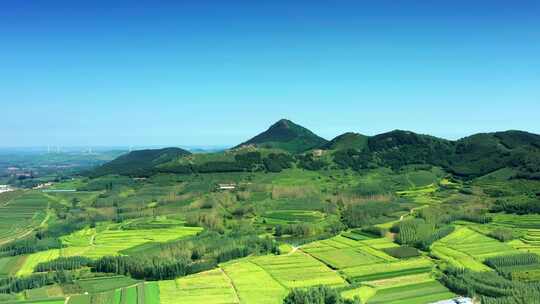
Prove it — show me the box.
[2,1,539,147]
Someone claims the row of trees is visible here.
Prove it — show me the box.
[490,198,540,214]
[0,237,62,257]
[92,231,278,280]
[283,285,361,304]
[440,268,540,303]
[0,271,75,294]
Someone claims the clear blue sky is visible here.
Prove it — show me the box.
[1,0,539,148]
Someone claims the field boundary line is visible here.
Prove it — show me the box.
[248,260,289,289]
[219,267,241,304]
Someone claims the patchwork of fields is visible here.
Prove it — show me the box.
[431,227,518,272]
[0,192,51,244]
[11,221,202,276]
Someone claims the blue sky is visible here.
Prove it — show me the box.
[1,0,539,147]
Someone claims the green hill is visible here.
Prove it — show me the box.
[234,119,328,153]
[450,130,540,178]
[331,129,540,179]
[91,147,191,177]
[323,132,368,151]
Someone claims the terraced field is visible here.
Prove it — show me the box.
[366,280,454,304]
[222,260,287,304]
[14,222,202,276]
[251,252,347,288]
[433,227,518,265]
[340,257,433,282]
[17,249,61,276]
[302,235,396,269]
[158,269,238,304]
[65,281,156,304]
[262,210,325,224]
[0,192,51,244]
[59,223,202,259]
[0,255,26,277]
[493,214,540,229]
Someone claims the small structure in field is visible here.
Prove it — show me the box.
[430,297,473,304]
[217,183,237,191]
[0,185,14,193]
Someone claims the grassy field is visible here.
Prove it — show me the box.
[252,252,347,288]
[302,235,396,269]
[262,210,325,224]
[0,255,26,277]
[222,260,287,304]
[434,227,517,262]
[366,281,454,304]
[17,249,60,276]
[58,221,202,259]
[0,192,51,244]
[340,257,433,282]
[76,276,140,293]
[158,269,238,304]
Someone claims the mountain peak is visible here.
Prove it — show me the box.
[234,119,327,153]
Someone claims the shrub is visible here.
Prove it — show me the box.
[382,246,421,259]
[283,285,360,304]
[488,228,515,242]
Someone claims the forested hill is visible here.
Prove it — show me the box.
[90,147,191,177]
[323,132,368,151]
[234,119,328,153]
[330,130,540,179]
[90,126,540,180]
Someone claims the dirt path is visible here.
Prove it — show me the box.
[287,246,299,255]
[220,268,241,304]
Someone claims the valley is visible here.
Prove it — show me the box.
[0,120,539,304]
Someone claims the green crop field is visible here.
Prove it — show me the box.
[76,276,139,293]
[367,281,454,304]
[158,269,238,304]
[434,227,518,261]
[262,210,325,223]
[340,257,433,282]
[3,125,540,304]
[302,235,396,269]
[222,260,287,304]
[0,192,51,244]
[252,252,347,288]
[59,221,202,258]
[17,249,60,276]
[0,255,26,277]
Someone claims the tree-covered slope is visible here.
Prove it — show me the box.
[323,132,368,151]
[234,119,328,153]
[450,130,540,178]
[331,129,540,179]
[91,147,191,177]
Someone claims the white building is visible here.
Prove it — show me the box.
[431,297,474,304]
[0,185,14,193]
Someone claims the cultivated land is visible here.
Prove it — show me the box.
[1,122,540,303]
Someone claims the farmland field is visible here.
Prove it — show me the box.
[340,257,433,282]
[158,269,238,304]
[367,281,454,304]
[262,210,325,223]
[302,235,396,269]
[434,227,517,261]
[252,252,347,288]
[0,255,26,277]
[17,249,60,276]
[59,221,202,258]
[0,192,51,244]
[222,260,287,304]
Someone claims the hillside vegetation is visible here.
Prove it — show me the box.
[2,121,540,304]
